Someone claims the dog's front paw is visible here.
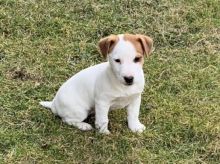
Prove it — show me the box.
[129,122,146,133]
[95,122,110,134]
[99,128,110,134]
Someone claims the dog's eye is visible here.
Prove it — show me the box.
[134,57,142,63]
[114,59,121,63]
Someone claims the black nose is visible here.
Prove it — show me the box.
[124,76,134,85]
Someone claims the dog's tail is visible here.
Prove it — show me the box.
[39,101,52,109]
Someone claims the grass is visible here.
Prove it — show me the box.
[0,0,220,163]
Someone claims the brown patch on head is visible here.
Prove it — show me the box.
[98,35,119,58]
[124,34,153,56]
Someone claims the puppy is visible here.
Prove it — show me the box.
[40,34,153,134]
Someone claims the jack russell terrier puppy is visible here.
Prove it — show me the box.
[40,34,153,134]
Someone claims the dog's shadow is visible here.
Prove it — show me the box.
[84,113,95,126]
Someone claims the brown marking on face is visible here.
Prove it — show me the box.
[124,34,153,56]
[98,35,119,58]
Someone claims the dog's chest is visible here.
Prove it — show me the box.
[110,95,137,109]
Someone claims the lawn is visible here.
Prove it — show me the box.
[0,0,220,163]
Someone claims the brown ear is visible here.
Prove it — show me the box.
[136,34,153,56]
[98,35,119,58]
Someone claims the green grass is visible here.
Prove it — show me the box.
[0,0,220,163]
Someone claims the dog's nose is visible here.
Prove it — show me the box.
[124,76,134,85]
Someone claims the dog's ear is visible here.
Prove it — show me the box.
[98,35,119,58]
[136,35,153,56]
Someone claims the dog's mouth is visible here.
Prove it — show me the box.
[124,82,133,86]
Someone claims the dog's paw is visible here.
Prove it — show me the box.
[64,119,93,131]
[78,123,93,131]
[99,128,111,135]
[129,122,146,133]
[95,122,110,134]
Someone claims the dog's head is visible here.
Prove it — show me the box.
[98,34,153,86]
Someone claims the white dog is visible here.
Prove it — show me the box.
[40,34,153,134]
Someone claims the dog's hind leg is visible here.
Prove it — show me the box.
[63,118,93,131]
[61,108,93,131]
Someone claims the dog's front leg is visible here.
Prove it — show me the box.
[127,95,146,133]
[95,102,110,134]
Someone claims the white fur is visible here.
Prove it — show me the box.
[40,35,146,134]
